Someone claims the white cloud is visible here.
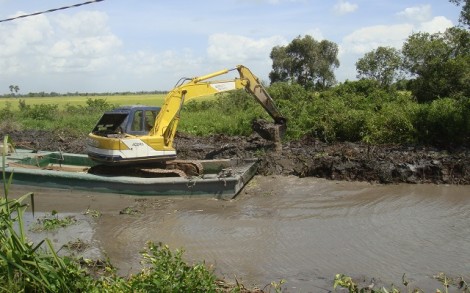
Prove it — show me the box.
[333,0,358,16]
[0,11,121,75]
[397,5,432,23]
[417,16,454,33]
[54,11,111,36]
[207,33,286,63]
[338,12,455,82]
[123,49,203,77]
[0,13,52,58]
[341,14,454,56]
[341,23,413,54]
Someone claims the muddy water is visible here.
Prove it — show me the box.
[10,176,470,291]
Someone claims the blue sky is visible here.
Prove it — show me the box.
[0,0,461,94]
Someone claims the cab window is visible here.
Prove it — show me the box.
[144,110,157,131]
[131,110,143,131]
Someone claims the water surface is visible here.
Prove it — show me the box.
[11,176,470,291]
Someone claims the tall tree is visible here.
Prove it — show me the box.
[449,0,470,27]
[9,85,19,96]
[355,46,402,88]
[269,35,339,90]
[401,27,470,102]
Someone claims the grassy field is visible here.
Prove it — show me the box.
[0,94,167,110]
[0,94,219,110]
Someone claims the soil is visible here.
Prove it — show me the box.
[6,129,470,185]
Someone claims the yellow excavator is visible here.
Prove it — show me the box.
[87,65,286,175]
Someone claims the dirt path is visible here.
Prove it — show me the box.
[6,129,470,184]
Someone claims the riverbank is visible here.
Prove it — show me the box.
[6,129,469,185]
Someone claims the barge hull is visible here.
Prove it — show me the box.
[2,149,258,199]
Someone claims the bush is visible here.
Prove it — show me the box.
[415,97,470,146]
[267,82,314,139]
[268,82,309,102]
[85,98,114,112]
[20,103,59,121]
[332,79,384,97]
[179,90,272,137]
[65,98,116,115]
[0,102,14,120]
[364,102,417,144]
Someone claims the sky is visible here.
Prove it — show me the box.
[0,0,462,94]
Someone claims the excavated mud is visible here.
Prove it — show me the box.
[6,129,470,184]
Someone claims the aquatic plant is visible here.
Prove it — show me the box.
[30,210,77,232]
[334,273,470,293]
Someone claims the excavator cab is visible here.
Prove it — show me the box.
[91,105,160,137]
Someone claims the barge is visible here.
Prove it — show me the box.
[1,149,258,199]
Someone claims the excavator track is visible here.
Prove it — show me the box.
[165,160,204,177]
[138,167,187,177]
[135,160,204,178]
[88,160,204,178]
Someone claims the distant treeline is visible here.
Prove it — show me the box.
[1,90,168,98]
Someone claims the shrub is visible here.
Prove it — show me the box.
[0,102,14,120]
[268,82,309,102]
[332,79,383,97]
[415,97,470,146]
[85,98,114,112]
[65,98,116,115]
[364,102,417,144]
[180,89,274,137]
[20,103,59,121]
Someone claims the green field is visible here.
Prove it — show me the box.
[0,94,167,110]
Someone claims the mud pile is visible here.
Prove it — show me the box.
[6,129,470,184]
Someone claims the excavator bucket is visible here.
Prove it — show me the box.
[252,118,286,152]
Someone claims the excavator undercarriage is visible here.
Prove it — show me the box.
[88,159,204,178]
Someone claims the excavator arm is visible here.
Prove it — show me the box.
[151,65,286,148]
[236,65,286,125]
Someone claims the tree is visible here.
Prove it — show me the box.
[401,27,470,102]
[269,35,340,90]
[355,46,402,88]
[9,85,19,96]
[449,0,470,28]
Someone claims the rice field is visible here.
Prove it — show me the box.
[0,94,167,110]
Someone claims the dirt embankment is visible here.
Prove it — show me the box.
[6,129,470,185]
